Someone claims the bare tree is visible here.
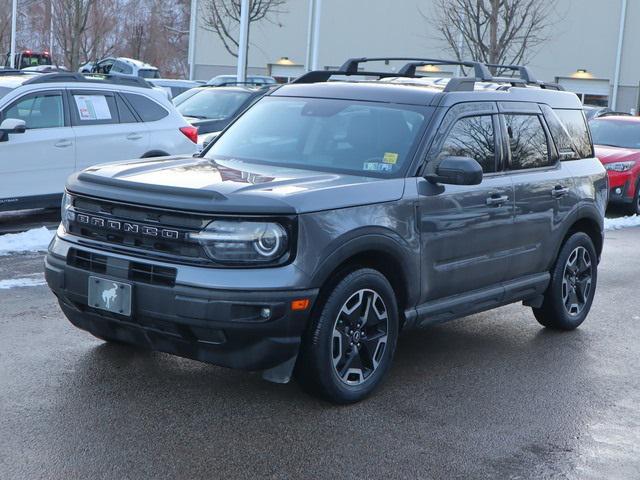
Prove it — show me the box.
[201,0,287,58]
[428,0,559,72]
[54,0,96,70]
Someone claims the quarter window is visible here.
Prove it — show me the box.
[123,93,168,122]
[553,108,593,159]
[438,115,496,173]
[4,92,64,129]
[504,114,551,170]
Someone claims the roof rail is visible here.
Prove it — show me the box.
[293,56,564,92]
[0,68,26,76]
[22,72,152,89]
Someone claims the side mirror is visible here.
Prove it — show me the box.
[426,156,483,186]
[0,118,26,142]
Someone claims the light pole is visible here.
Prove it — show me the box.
[305,0,322,72]
[188,0,198,80]
[10,0,18,69]
[236,0,249,82]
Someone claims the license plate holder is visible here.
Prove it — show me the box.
[88,276,132,316]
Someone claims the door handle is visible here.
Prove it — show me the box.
[54,140,72,148]
[127,133,143,141]
[486,194,509,206]
[551,185,570,198]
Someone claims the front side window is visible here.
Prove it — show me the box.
[505,114,551,170]
[204,97,428,177]
[4,92,64,129]
[437,115,496,173]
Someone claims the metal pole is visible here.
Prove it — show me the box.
[311,0,321,70]
[305,0,315,71]
[10,0,18,69]
[49,0,54,58]
[188,0,198,80]
[236,0,250,82]
[612,0,627,110]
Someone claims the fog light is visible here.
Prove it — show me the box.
[615,187,622,195]
[260,307,271,320]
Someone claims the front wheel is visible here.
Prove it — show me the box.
[296,268,399,404]
[533,232,598,330]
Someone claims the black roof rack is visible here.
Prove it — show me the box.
[22,72,152,89]
[0,68,27,76]
[207,81,271,87]
[293,56,564,92]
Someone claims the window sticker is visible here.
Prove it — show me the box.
[383,152,398,164]
[74,95,112,121]
[363,162,393,172]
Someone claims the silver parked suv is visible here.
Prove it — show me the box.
[45,58,607,403]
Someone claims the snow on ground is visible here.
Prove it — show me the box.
[0,274,46,290]
[604,215,640,231]
[0,227,55,256]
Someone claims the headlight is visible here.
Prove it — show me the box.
[189,220,289,264]
[605,161,636,172]
[61,192,75,232]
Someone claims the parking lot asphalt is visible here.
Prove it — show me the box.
[0,228,639,480]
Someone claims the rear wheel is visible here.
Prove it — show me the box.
[296,268,399,404]
[533,232,597,330]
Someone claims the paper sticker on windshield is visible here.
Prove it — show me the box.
[363,162,393,172]
[74,95,112,121]
[383,152,398,164]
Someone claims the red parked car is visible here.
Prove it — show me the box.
[590,116,640,214]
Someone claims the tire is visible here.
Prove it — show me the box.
[625,179,640,216]
[296,268,399,404]
[533,232,597,331]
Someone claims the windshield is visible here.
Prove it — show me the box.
[590,119,640,149]
[139,69,160,79]
[177,90,251,120]
[204,97,428,177]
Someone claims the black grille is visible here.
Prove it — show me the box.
[129,262,176,287]
[68,248,177,287]
[68,248,107,274]
[67,195,210,263]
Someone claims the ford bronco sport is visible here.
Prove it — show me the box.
[45,58,607,404]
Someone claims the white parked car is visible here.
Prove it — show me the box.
[0,71,198,211]
[147,79,201,99]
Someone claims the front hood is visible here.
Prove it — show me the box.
[67,156,405,214]
[594,145,640,164]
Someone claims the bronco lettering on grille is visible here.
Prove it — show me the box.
[73,213,181,240]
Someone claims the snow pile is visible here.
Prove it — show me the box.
[0,275,46,290]
[604,215,640,231]
[0,227,55,256]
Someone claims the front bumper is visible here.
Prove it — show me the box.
[45,235,318,382]
[607,170,637,204]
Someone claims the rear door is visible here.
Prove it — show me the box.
[0,89,74,206]
[418,102,515,301]
[69,89,150,171]
[499,102,579,280]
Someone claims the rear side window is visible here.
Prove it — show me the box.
[4,92,64,129]
[504,114,551,170]
[72,93,118,125]
[124,93,168,122]
[546,107,594,159]
[116,95,137,123]
[437,115,497,173]
[111,61,133,75]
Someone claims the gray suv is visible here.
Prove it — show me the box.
[45,58,607,403]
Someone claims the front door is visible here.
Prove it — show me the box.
[0,89,74,209]
[418,104,515,302]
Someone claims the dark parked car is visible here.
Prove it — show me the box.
[174,85,273,149]
[46,57,606,403]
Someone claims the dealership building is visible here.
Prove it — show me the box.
[190,0,638,113]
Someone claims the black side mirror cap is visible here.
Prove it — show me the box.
[426,156,483,186]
